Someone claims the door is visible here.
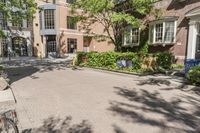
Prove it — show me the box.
[67,38,77,53]
[12,37,28,56]
[46,35,56,57]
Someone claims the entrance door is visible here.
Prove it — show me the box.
[12,37,28,56]
[46,35,56,57]
[67,38,77,53]
[196,23,200,59]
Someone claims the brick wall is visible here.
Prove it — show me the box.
[149,0,200,63]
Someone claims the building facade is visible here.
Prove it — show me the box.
[0,13,32,57]
[33,0,114,58]
[123,0,200,64]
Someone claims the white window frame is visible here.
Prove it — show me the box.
[123,26,140,47]
[149,20,177,45]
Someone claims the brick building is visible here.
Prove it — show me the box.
[123,0,200,63]
[33,0,114,58]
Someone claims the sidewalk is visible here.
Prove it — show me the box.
[0,88,16,112]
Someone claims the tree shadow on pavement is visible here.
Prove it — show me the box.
[6,66,39,84]
[137,78,171,86]
[22,116,93,133]
[5,61,71,84]
[109,86,200,133]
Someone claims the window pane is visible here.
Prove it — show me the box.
[132,28,139,44]
[155,23,163,43]
[164,21,175,43]
[0,13,7,30]
[67,16,77,29]
[44,9,55,29]
[124,26,132,45]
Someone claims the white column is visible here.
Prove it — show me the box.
[187,21,197,59]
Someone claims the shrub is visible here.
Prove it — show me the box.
[76,52,88,65]
[77,51,174,72]
[155,52,173,69]
[187,66,200,85]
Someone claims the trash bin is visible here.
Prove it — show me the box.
[184,59,200,74]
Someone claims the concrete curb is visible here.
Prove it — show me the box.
[82,67,196,87]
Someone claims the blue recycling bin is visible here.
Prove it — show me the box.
[184,59,200,74]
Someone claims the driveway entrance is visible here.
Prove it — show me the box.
[6,63,200,133]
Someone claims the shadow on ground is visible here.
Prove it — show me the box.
[4,60,72,84]
[109,86,200,133]
[22,116,93,133]
[137,78,171,86]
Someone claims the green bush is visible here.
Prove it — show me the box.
[77,51,173,73]
[187,66,200,85]
[155,52,173,69]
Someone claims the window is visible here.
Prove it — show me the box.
[44,9,55,29]
[149,20,176,44]
[67,16,77,30]
[123,26,140,46]
[0,13,7,30]
[155,23,163,43]
[164,21,175,43]
[67,38,77,53]
[11,12,23,27]
[132,28,140,44]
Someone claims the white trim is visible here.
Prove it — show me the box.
[149,20,177,45]
[123,26,140,47]
[39,4,57,10]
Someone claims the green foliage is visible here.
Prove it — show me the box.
[77,51,173,73]
[0,0,37,37]
[172,64,184,69]
[155,52,173,69]
[72,0,154,50]
[187,66,200,85]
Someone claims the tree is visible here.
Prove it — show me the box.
[0,0,36,58]
[72,0,154,51]
[0,0,37,36]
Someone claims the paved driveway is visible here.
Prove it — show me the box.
[7,62,200,133]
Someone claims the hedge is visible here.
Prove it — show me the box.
[187,66,200,85]
[76,51,173,72]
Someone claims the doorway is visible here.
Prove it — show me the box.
[12,37,28,56]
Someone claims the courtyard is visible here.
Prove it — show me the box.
[3,60,200,133]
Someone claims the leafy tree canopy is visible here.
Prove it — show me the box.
[0,0,37,36]
[72,0,154,51]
